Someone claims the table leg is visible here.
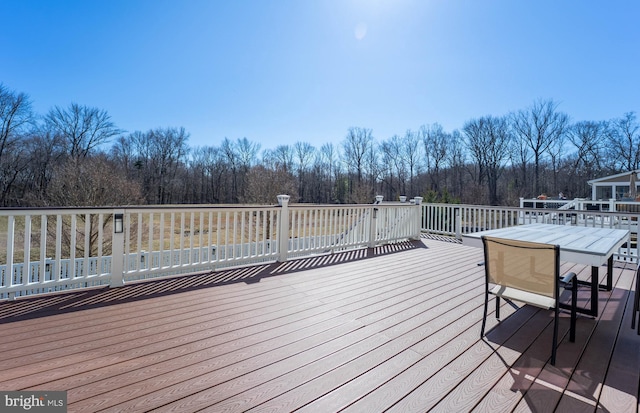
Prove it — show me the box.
[565,266,599,317]
[590,265,599,316]
[604,255,613,291]
[569,254,615,318]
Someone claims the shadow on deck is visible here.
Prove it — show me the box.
[0,240,426,324]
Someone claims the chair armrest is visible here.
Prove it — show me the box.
[560,272,577,285]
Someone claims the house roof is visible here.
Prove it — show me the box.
[587,169,640,185]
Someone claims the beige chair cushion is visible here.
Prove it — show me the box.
[490,285,560,309]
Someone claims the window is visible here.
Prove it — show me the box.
[616,185,630,199]
[596,186,612,200]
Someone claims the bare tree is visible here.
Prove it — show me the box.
[236,137,260,169]
[263,144,295,172]
[464,116,512,205]
[45,154,143,257]
[509,128,533,197]
[380,135,406,198]
[220,137,239,202]
[0,141,32,205]
[20,129,65,205]
[547,128,567,196]
[446,130,466,201]
[0,84,33,158]
[608,112,640,172]
[128,127,189,204]
[420,124,448,194]
[0,84,35,205]
[187,145,230,203]
[403,129,422,197]
[45,103,121,161]
[152,127,189,204]
[186,146,211,203]
[318,143,342,203]
[234,137,261,202]
[342,127,373,184]
[511,99,569,195]
[245,164,298,204]
[294,141,315,202]
[567,120,607,182]
[111,134,137,178]
[47,154,142,207]
[378,137,396,199]
[365,141,382,200]
[342,127,376,202]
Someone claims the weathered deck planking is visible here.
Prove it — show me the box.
[0,238,637,413]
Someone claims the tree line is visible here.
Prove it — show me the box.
[1,83,638,208]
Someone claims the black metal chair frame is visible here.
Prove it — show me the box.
[632,266,640,335]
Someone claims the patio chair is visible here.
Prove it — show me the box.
[480,236,578,365]
[632,266,640,335]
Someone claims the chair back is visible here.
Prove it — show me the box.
[482,236,559,299]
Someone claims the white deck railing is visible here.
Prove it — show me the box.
[421,202,639,264]
[0,196,423,300]
[6,197,633,301]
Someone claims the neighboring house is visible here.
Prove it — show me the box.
[587,169,640,201]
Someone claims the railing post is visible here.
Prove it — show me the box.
[110,209,125,287]
[609,198,616,212]
[455,207,462,239]
[277,195,290,262]
[518,198,525,227]
[412,197,423,240]
[368,205,377,248]
[6,215,15,300]
[369,195,383,247]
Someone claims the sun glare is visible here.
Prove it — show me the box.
[354,22,367,40]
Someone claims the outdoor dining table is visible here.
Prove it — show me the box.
[461,223,631,317]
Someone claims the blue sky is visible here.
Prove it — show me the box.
[1,0,638,150]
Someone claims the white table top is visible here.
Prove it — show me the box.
[461,223,630,266]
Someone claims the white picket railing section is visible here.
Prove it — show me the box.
[421,202,639,264]
[0,196,423,300]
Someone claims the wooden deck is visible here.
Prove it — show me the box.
[0,237,638,413]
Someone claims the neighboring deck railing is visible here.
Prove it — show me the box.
[421,202,639,264]
[0,196,423,300]
[518,197,640,213]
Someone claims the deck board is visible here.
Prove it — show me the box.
[0,238,638,413]
[598,270,640,413]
